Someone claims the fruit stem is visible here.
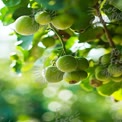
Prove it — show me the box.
[50,24,67,55]
[95,3,115,48]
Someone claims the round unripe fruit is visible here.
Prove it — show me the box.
[90,79,103,87]
[80,70,88,80]
[41,37,55,47]
[14,16,39,35]
[100,53,111,65]
[95,66,111,84]
[51,14,74,30]
[76,57,89,70]
[35,11,51,25]
[108,64,122,77]
[63,71,81,84]
[56,55,77,72]
[111,75,122,82]
[45,66,64,83]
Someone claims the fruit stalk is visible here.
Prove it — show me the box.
[95,3,115,48]
[50,23,67,54]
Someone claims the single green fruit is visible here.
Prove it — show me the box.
[100,53,111,65]
[56,55,77,72]
[90,79,103,87]
[35,11,51,25]
[76,57,89,70]
[51,14,74,30]
[63,71,81,84]
[108,64,122,77]
[80,70,88,80]
[45,66,64,83]
[89,74,103,87]
[41,37,55,47]
[95,66,111,84]
[14,15,39,35]
[111,75,122,82]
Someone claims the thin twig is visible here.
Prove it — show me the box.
[95,3,115,48]
[50,23,67,55]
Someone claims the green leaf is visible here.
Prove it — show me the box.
[80,77,94,92]
[102,1,122,21]
[79,27,104,42]
[17,35,33,50]
[97,81,122,96]
[35,0,64,10]
[71,12,94,31]
[110,0,122,12]
[0,7,14,25]
[65,36,78,49]
[112,88,122,101]
[12,60,22,74]
[12,7,33,20]
[2,0,21,7]
[16,46,29,61]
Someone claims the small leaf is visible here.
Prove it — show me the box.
[110,0,122,12]
[35,0,64,10]
[112,88,122,101]
[16,46,29,61]
[2,0,21,7]
[12,7,33,20]
[0,7,14,25]
[80,77,94,92]
[17,35,33,50]
[102,1,122,21]
[12,60,22,74]
[79,27,104,42]
[65,36,78,49]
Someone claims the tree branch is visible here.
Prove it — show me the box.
[50,24,67,55]
[95,3,115,48]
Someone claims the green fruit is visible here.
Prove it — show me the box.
[89,74,103,87]
[35,11,51,25]
[100,53,111,65]
[51,14,74,30]
[80,70,88,80]
[76,57,89,70]
[56,55,77,72]
[63,71,81,84]
[95,66,111,84]
[14,16,39,35]
[108,64,122,77]
[45,66,64,83]
[90,79,103,87]
[111,75,122,82]
[41,37,55,47]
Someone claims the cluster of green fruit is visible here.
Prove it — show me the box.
[14,10,74,36]
[90,49,122,87]
[44,55,89,84]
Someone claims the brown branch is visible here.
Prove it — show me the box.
[95,3,115,48]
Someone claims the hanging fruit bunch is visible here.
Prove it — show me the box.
[1,0,122,101]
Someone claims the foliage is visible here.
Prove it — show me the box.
[1,0,122,102]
